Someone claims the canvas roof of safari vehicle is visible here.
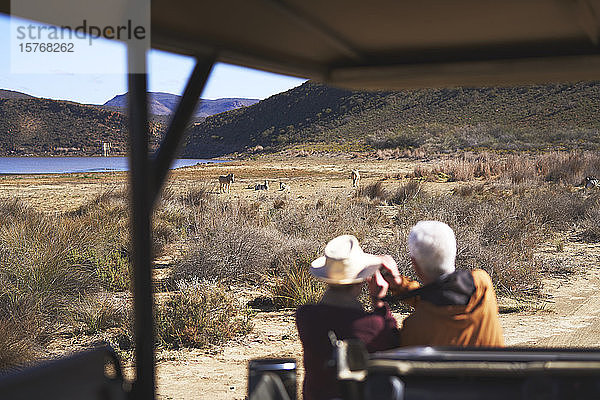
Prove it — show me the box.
[2,0,600,88]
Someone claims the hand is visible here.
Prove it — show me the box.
[367,270,389,305]
[378,255,402,289]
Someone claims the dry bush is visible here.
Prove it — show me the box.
[578,193,600,242]
[537,151,600,185]
[155,278,252,349]
[502,155,539,184]
[414,153,505,182]
[270,198,383,243]
[273,197,286,209]
[410,151,600,185]
[173,194,382,285]
[65,293,127,334]
[356,181,387,201]
[174,222,286,283]
[375,148,426,160]
[388,181,423,204]
[579,213,600,242]
[453,183,486,197]
[177,184,212,207]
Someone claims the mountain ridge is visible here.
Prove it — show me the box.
[2,82,600,158]
[103,92,260,117]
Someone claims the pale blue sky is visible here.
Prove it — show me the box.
[0,14,306,104]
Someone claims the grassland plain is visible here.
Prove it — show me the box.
[0,152,598,400]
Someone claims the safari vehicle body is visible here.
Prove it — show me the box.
[1,0,600,398]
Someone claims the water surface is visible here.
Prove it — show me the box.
[0,157,220,174]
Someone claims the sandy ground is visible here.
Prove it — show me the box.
[2,155,599,399]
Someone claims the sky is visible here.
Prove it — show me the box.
[0,14,307,105]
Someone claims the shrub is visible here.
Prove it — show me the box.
[0,194,135,370]
[578,193,600,242]
[270,260,325,309]
[174,223,285,283]
[178,184,212,207]
[453,183,486,197]
[66,293,127,334]
[155,278,252,349]
[356,181,386,201]
[388,181,423,204]
[174,195,383,284]
[0,319,41,371]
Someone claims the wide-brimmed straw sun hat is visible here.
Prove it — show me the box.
[310,235,382,284]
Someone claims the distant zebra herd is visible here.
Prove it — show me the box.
[217,169,363,194]
[217,175,292,193]
[218,172,597,195]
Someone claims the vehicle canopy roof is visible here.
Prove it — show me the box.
[3,0,600,89]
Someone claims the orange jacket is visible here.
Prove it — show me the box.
[394,269,504,347]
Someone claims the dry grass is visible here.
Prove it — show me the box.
[1,152,598,369]
[356,181,387,202]
[410,151,600,185]
[173,191,383,285]
[65,293,127,335]
[270,260,325,309]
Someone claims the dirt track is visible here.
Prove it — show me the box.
[503,241,600,347]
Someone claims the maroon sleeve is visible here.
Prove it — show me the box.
[354,303,400,352]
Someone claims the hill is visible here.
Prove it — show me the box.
[104,92,259,117]
[0,89,35,100]
[181,81,600,158]
[0,97,163,156]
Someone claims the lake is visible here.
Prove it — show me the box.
[0,157,221,174]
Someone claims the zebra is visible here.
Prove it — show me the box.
[584,176,599,190]
[255,180,269,191]
[351,170,360,187]
[218,173,234,193]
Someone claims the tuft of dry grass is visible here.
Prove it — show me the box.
[0,319,41,372]
[270,260,325,309]
[356,181,387,201]
[65,293,127,334]
[388,181,423,204]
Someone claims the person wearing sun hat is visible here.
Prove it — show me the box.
[296,234,402,400]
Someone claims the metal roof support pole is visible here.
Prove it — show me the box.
[127,51,214,399]
[127,43,155,399]
[150,57,215,201]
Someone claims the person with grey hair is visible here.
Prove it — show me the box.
[375,220,505,347]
